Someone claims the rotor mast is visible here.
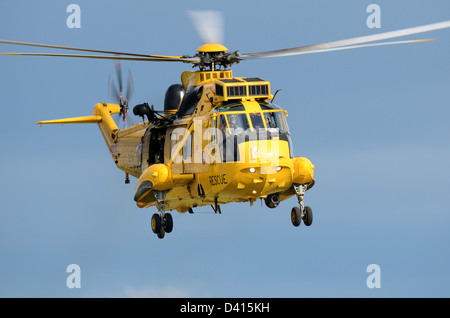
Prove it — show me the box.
[193,43,240,70]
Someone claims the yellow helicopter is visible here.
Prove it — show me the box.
[1,13,449,238]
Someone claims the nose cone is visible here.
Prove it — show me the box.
[146,164,173,190]
[292,157,315,185]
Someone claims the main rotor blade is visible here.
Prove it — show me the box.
[0,39,181,59]
[241,20,450,59]
[0,52,200,63]
[240,39,436,59]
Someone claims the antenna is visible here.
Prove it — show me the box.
[271,89,281,103]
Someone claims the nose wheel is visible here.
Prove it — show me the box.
[291,184,313,227]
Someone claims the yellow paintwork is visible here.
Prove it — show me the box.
[292,157,315,185]
[181,70,233,87]
[196,43,228,53]
[37,69,314,213]
[214,78,273,102]
[36,115,102,125]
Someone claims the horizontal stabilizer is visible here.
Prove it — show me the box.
[36,115,102,125]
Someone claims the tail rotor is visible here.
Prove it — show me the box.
[108,60,135,128]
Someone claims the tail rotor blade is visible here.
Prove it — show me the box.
[114,60,123,98]
[126,68,135,102]
[110,63,136,129]
[108,74,120,101]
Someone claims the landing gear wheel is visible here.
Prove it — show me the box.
[163,213,173,233]
[303,206,313,226]
[151,213,162,234]
[152,190,171,239]
[157,227,165,239]
[291,207,301,227]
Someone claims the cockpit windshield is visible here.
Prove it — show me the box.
[211,101,292,162]
[263,111,286,133]
[213,101,289,135]
[225,113,249,135]
[249,113,265,130]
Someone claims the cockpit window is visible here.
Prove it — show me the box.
[219,114,227,134]
[263,111,286,133]
[212,102,245,112]
[249,113,265,130]
[259,101,282,110]
[226,113,249,135]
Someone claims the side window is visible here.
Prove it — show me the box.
[182,132,192,163]
[210,116,217,143]
[273,112,286,132]
[219,114,227,137]
[282,112,290,133]
[170,127,184,164]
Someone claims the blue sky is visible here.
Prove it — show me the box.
[0,0,449,297]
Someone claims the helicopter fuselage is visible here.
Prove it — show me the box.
[36,69,315,228]
[15,15,449,238]
[112,70,315,212]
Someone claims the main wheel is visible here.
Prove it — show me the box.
[163,213,173,233]
[291,207,301,227]
[303,206,313,226]
[157,227,165,239]
[151,213,162,234]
